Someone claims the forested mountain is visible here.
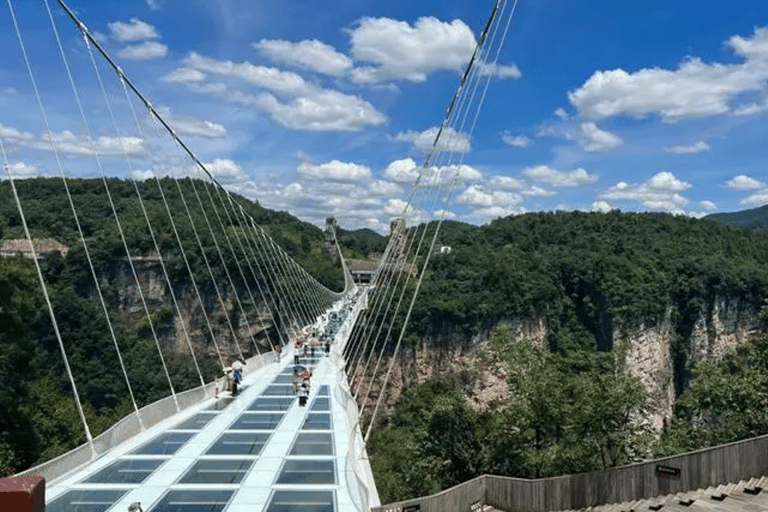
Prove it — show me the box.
[0,177,351,475]
[706,204,768,232]
[367,210,768,502]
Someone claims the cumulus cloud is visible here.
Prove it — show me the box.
[568,27,768,121]
[161,68,207,83]
[501,133,530,147]
[2,161,39,180]
[600,171,692,212]
[733,97,768,116]
[118,41,168,60]
[130,169,155,181]
[383,157,481,185]
[369,180,403,196]
[394,126,470,153]
[522,165,597,187]
[348,16,519,84]
[204,158,247,180]
[577,122,622,151]
[725,174,766,190]
[591,200,613,213]
[489,175,525,189]
[476,61,522,79]
[740,188,768,207]
[157,107,226,138]
[255,39,353,77]
[0,122,145,156]
[664,141,710,154]
[700,200,717,211]
[522,186,556,197]
[146,0,161,10]
[180,53,386,131]
[108,18,159,41]
[457,184,522,208]
[298,160,372,181]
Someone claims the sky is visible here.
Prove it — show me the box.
[1,0,768,233]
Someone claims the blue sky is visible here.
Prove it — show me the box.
[1,0,768,233]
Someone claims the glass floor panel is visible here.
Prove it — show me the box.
[317,385,330,396]
[266,490,335,512]
[276,459,336,484]
[248,397,295,411]
[178,459,255,484]
[289,433,334,456]
[206,432,271,455]
[203,397,235,411]
[273,374,299,384]
[149,489,233,512]
[301,413,331,430]
[47,489,128,512]
[263,384,297,396]
[309,397,330,411]
[172,412,218,430]
[83,458,165,484]
[229,412,285,430]
[131,432,195,455]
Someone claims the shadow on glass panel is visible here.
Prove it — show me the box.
[149,489,233,512]
[83,458,165,484]
[229,412,285,430]
[276,459,336,484]
[171,412,217,430]
[266,490,334,512]
[131,432,195,455]
[206,432,271,455]
[47,489,128,512]
[177,459,254,484]
[289,433,334,456]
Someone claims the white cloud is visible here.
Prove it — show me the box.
[476,61,522,79]
[118,41,168,60]
[161,68,207,83]
[457,184,522,207]
[554,107,569,119]
[433,208,456,219]
[108,18,160,42]
[601,172,692,212]
[468,205,526,221]
[205,158,246,180]
[157,107,226,138]
[369,180,403,196]
[181,53,386,131]
[3,161,39,179]
[591,200,613,213]
[130,169,155,181]
[647,171,691,191]
[522,186,556,197]
[501,132,530,147]
[384,158,420,183]
[146,0,161,11]
[522,165,597,187]
[248,90,386,131]
[740,188,768,207]
[348,16,519,84]
[664,141,710,154]
[0,123,145,156]
[255,39,353,77]
[733,98,768,116]
[725,174,766,190]
[384,198,408,216]
[700,200,717,211]
[394,126,470,153]
[298,160,372,181]
[577,122,622,151]
[569,27,768,121]
[489,175,525,189]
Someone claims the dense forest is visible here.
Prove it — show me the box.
[366,210,768,503]
[0,177,349,475]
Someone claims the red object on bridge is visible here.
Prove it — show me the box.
[273,344,282,354]
[0,476,45,512]
[299,370,312,380]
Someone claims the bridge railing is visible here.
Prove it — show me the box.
[372,433,768,512]
[18,350,278,484]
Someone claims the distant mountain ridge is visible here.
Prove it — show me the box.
[706,204,768,231]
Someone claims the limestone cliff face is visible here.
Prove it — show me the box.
[104,257,276,364]
[377,295,758,432]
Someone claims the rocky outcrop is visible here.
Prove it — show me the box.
[104,257,277,364]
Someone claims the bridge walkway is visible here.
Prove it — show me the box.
[44,339,370,512]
